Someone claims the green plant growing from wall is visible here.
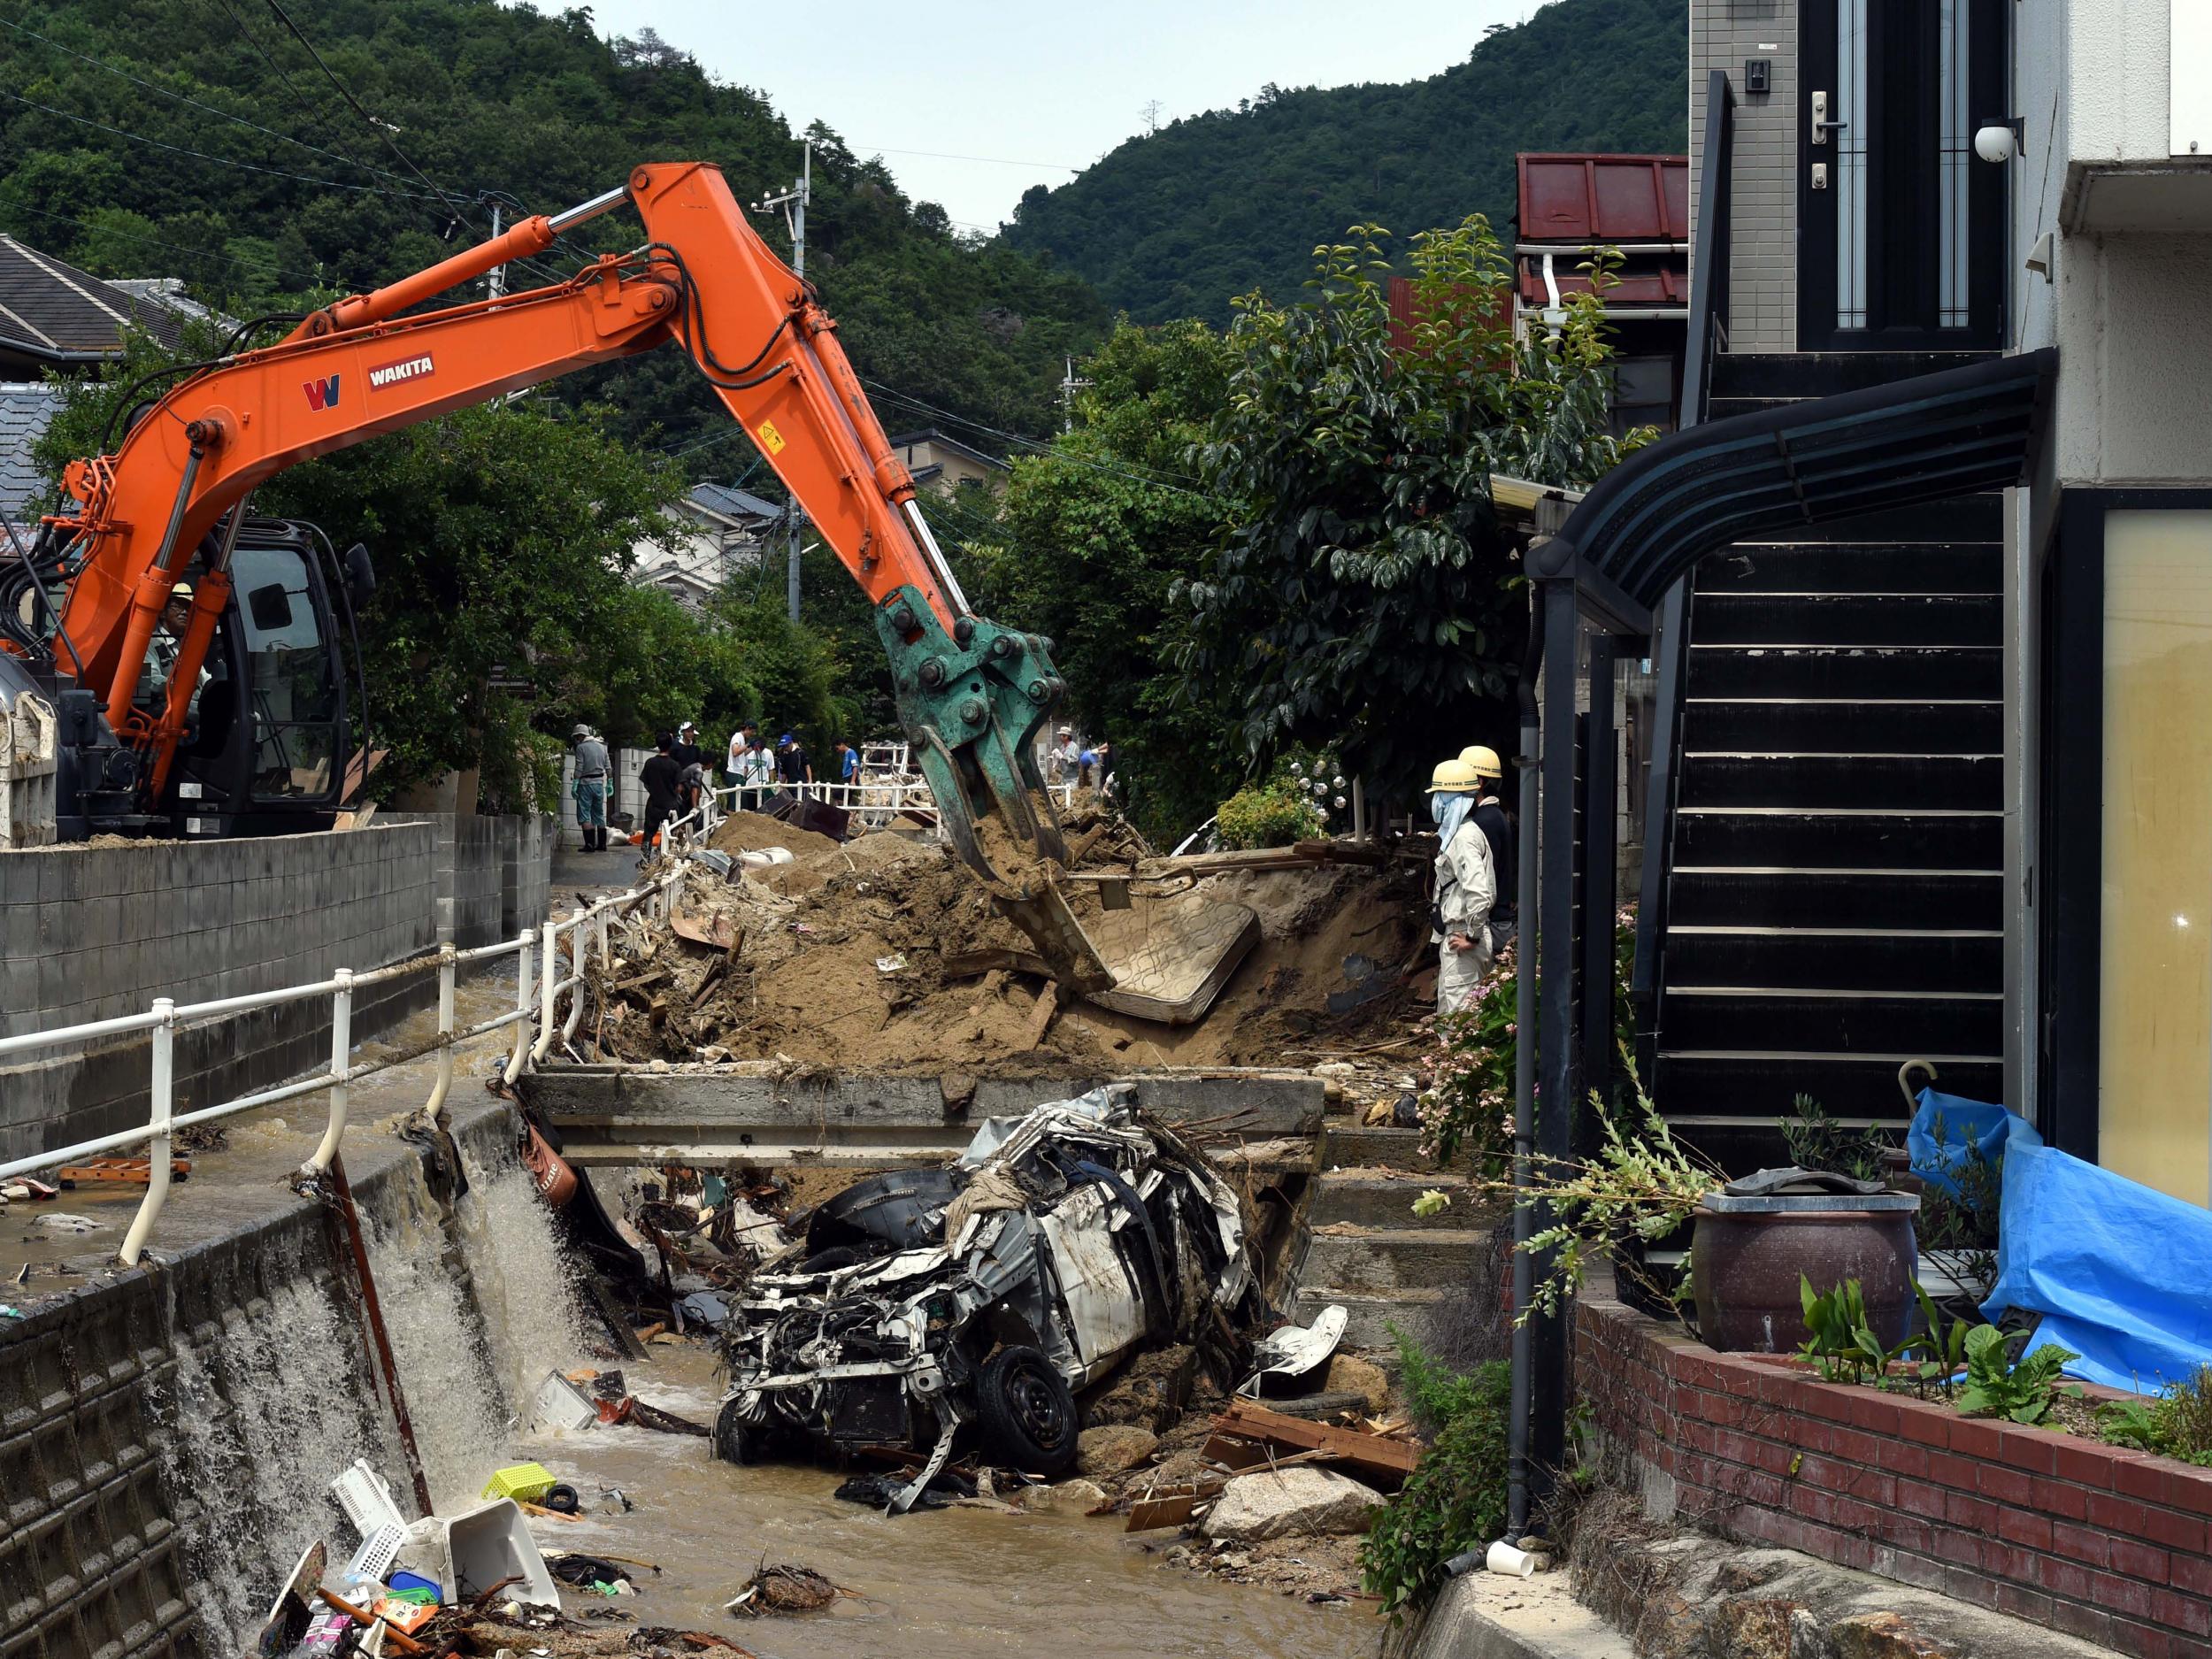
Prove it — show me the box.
[1797,1276,1890,1385]
[1359,1333,1511,1624]
[1956,1325,2078,1425]
[2101,1367,2212,1466]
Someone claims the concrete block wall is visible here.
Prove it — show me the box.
[502,813,557,942]
[0,825,436,1167]
[1691,0,1798,351]
[380,811,504,947]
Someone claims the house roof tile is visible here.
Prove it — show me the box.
[0,236,188,361]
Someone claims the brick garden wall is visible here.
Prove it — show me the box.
[1578,1281,2212,1658]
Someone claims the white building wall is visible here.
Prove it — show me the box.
[2008,0,2212,1116]
[1690,0,1797,351]
[2066,0,2172,165]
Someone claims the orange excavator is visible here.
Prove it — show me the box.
[0,162,1112,987]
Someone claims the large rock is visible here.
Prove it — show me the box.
[1077,1425,1158,1477]
[1015,1478,1109,1514]
[1202,1467,1386,1542]
[1324,1354,1392,1415]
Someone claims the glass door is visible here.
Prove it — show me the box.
[1800,0,2007,350]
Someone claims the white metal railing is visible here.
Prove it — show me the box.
[649,776,1084,851]
[0,861,689,1266]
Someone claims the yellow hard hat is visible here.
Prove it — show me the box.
[1460,744,1503,780]
[1426,757,1481,794]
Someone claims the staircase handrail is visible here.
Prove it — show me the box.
[1632,70,1734,1044]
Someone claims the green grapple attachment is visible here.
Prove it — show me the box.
[874,586,1113,994]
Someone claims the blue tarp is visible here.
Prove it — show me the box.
[1982,1142,2212,1394]
[1909,1087,2040,1197]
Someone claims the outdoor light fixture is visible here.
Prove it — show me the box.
[1976,118,2025,163]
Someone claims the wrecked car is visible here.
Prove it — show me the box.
[710,1087,1255,1509]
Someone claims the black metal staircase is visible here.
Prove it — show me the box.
[1642,352,2007,1170]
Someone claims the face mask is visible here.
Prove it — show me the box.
[1429,795,1448,825]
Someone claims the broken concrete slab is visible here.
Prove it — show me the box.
[521,1065,1326,1164]
[1568,1497,2116,1659]
[1201,1466,1386,1542]
[1409,1571,1637,1659]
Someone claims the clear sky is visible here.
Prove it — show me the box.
[572,1,1536,230]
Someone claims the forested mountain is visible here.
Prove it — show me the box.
[1002,0,1687,325]
[0,1,1105,465]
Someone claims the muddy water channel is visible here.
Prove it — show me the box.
[506,1348,1379,1658]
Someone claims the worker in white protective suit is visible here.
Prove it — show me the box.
[1428,756,1497,1017]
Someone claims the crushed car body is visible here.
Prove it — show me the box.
[711,1086,1256,1510]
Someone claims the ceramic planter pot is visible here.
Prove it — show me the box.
[1691,1189,1920,1353]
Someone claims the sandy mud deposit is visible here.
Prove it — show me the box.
[588,812,1423,1073]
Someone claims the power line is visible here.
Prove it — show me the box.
[258,0,479,227]
[0,18,419,192]
[215,0,565,289]
[251,0,575,290]
[0,89,442,196]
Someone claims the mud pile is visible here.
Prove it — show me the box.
[591,821,1424,1074]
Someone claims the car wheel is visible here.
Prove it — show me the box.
[713,1396,769,1465]
[976,1345,1079,1473]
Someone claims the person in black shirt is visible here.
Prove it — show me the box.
[1462,744,1517,949]
[672,719,706,813]
[638,730,684,866]
[776,731,813,788]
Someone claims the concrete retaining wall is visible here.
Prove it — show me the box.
[502,813,556,943]
[522,1064,1328,1164]
[0,1102,533,1659]
[0,813,557,1166]
[0,826,437,1166]
[381,811,503,946]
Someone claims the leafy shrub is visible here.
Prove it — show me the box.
[1214,779,1324,849]
[1417,911,1639,1170]
[1797,1276,1889,1385]
[1780,1094,1889,1185]
[1957,1325,2077,1425]
[2101,1367,2212,1466]
[1360,1333,1510,1624]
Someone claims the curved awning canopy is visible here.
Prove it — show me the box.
[1530,348,2056,615]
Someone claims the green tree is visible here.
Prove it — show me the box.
[964,318,1243,842]
[1179,217,1649,809]
[30,323,741,810]
[0,0,1105,462]
[1002,0,1687,325]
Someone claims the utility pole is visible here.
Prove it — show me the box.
[751,143,812,622]
[486,200,506,301]
[1059,356,1091,434]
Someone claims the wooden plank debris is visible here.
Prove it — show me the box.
[1024,983,1060,1050]
[1202,1398,1420,1484]
[58,1156,189,1185]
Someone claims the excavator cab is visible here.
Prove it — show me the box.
[150,519,368,837]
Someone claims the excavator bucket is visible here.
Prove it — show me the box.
[875,587,1253,1014]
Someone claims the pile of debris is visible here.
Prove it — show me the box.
[585,813,1423,1074]
[708,1086,1261,1511]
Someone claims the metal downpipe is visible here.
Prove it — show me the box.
[1508,591,1543,1540]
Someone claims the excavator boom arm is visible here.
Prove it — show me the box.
[41,162,1102,986]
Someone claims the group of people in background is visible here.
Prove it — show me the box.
[1046,726,1113,795]
[1427,743,1517,1018]
[566,720,872,864]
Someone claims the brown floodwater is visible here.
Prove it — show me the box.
[503,1347,1384,1659]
